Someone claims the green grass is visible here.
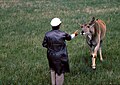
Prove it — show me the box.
[0,0,120,85]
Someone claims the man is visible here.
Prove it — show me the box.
[42,18,78,85]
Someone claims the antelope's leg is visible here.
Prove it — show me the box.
[89,47,93,55]
[91,45,99,69]
[99,47,103,61]
[91,33,101,69]
[92,54,96,69]
[91,42,100,69]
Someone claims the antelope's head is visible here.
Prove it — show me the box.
[80,17,96,39]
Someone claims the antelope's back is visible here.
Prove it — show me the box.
[96,19,106,40]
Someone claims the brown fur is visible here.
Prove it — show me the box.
[81,17,106,69]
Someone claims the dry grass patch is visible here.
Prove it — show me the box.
[83,6,120,14]
[0,0,20,9]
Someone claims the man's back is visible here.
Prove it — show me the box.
[45,30,67,52]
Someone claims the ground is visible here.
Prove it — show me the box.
[0,0,120,85]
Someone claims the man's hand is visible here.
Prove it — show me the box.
[73,30,79,36]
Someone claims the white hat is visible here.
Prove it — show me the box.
[50,18,61,26]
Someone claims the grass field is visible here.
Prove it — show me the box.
[0,0,120,85]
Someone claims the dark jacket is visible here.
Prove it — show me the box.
[42,29,72,75]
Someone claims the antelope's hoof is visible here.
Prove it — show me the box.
[92,66,96,70]
[100,59,103,62]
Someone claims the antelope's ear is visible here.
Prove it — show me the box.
[89,17,95,25]
[84,24,87,26]
[92,17,95,21]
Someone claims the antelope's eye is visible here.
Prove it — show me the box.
[81,25,83,28]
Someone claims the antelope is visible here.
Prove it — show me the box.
[80,17,106,69]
